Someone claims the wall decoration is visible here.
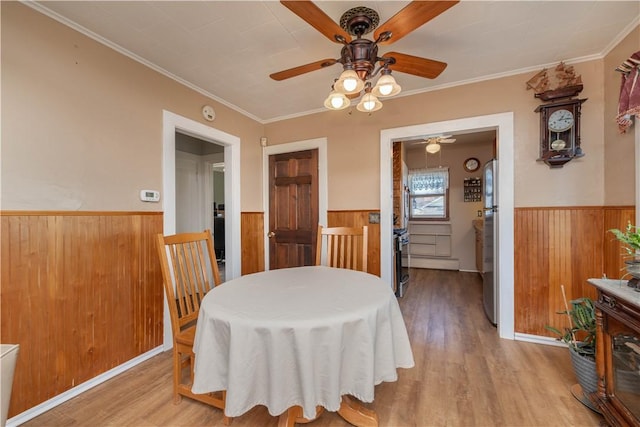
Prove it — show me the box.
[615,51,640,133]
[463,157,480,172]
[463,177,482,202]
[527,62,587,168]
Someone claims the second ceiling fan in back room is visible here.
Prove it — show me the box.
[270,1,459,112]
[420,135,456,154]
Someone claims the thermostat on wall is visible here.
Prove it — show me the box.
[140,190,160,202]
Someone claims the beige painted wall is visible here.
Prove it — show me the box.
[603,26,639,205]
[1,3,263,211]
[2,2,636,215]
[264,59,616,210]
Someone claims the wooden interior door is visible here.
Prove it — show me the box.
[268,149,319,269]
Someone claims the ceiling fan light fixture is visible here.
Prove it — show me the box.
[372,73,401,97]
[335,69,365,95]
[323,90,351,110]
[356,91,382,112]
[425,142,441,154]
[272,2,458,115]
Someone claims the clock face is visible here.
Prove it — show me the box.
[464,157,480,172]
[550,139,566,151]
[548,109,574,132]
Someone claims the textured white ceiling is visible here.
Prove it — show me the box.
[31,1,640,123]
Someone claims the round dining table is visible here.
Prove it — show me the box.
[191,265,414,426]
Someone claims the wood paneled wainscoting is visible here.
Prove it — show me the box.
[327,210,381,277]
[514,206,635,338]
[0,211,164,419]
[239,210,381,277]
[241,212,265,275]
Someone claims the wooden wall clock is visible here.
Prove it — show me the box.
[463,157,480,172]
[535,97,587,168]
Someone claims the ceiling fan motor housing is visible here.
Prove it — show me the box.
[340,7,379,36]
[341,39,378,80]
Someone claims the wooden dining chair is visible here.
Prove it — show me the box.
[315,225,368,272]
[156,230,230,424]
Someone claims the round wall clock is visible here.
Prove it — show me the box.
[463,157,480,172]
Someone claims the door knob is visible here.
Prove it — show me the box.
[267,231,276,238]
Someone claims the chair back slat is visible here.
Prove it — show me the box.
[156,230,221,335]
[316,225,368,272]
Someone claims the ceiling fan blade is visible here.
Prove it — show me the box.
[270,59,338,81]
[374,1,459,45]
[281,1,351,44]
[384,52,447,79]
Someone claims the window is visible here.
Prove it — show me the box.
[408,168,449,220]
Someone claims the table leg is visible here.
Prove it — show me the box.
[337,396,379,427]
[277,406,323,427]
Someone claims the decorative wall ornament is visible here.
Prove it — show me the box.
[526,62,583,101]
[615,50,640,134]
[528,62,586,168]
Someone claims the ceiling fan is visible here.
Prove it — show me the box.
[270,1,459,111]
[419,135,456,153]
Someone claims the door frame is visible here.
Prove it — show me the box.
[380,112,515,340]
[203,156,225,234]
[162,110,241,348]
[636,123,640,227]
[262,138,328,270]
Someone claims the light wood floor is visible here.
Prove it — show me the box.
[24,269,603,426]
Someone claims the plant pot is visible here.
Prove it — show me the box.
[569,346,598,395]
[625,259,640,289]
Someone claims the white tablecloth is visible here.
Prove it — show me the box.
[192,266,414,419]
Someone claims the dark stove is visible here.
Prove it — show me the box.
[393,228,409,297]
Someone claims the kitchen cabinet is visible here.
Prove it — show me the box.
[588,278,640,426]
[409,223,451,257]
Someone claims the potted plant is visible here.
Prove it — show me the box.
[545,286,598,402]
[609,221,640,287]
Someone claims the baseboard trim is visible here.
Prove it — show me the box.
[515,332,566,347]
[6,346,164,427]
[410,257,460,270]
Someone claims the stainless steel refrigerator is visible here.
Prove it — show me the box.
[482,159,498,325]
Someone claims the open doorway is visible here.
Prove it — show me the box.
[175,132,225,280]
[380,112,515,339]
[162,110,241,349]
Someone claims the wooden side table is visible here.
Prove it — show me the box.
[587,279,640,426]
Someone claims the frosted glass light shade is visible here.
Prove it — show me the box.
[356,92,382,112]
[425,142,441,154]
[323,91,350,110]
[372,74,401,97]
[335,69,365,95]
